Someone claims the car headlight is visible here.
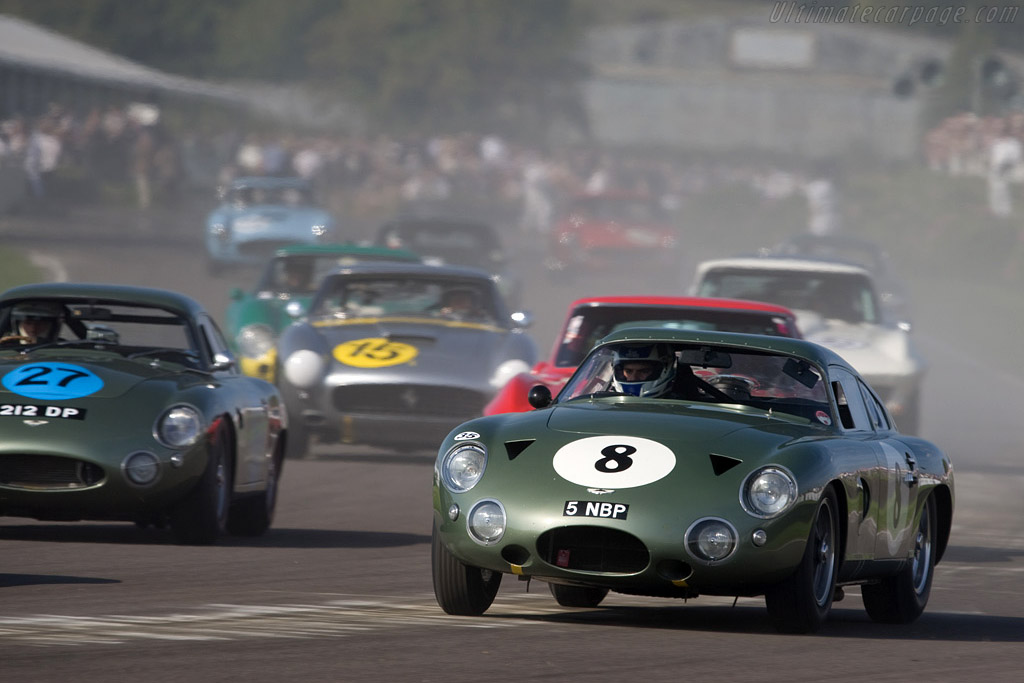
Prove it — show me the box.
[685,517,737,562]
[440,443,487,493]
[156,405,204,448]
[490,359,531,389]
[741,466,798,518]
[283,349,325,388]
[467,499,505,545]
[236,324,275,359]
[122,451,160,485]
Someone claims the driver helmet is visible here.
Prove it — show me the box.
[11,301,63,342]
[611,343,674,397]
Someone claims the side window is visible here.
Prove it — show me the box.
[830,367,872,431]
[858,380,891,431]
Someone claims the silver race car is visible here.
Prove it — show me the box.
[275,263,536,457]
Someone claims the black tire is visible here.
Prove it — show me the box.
[431,524,501,616]
[862,493,937,624]
[170,422,232,545]
[765,486,840,634]
[284,422,311,460]
[226,435,283,536]
[548,582,609,608]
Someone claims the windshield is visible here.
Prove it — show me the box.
[697,269,880,324]
[560,340,831,424]
[553,305,796,367]
[310,275,499,324]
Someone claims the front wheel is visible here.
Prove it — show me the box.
[548,582,609,608]
[170,422,232,545]
[765,486,839,633]
[862,493,936,623]
[227,436,283,536]
[431,524,501,616]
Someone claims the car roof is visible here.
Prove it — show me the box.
[0,282,205,317]
[594,326,851,370]
[321,261,496,281]
[569,295,797,316]
[273,243,420,260]
[694,256,873,277]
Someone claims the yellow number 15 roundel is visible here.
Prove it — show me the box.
[333,337,419,368]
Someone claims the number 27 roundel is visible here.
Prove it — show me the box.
[552,435,676,489]
[2,362,104,400]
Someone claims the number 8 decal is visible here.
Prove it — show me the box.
[552,435,675,489]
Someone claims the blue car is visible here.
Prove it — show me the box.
[205,177,335,274]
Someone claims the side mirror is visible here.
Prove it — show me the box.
[211,351,236,371]
[527,384,552,409]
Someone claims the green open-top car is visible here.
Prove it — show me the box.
[432,327,954,633]
[225,243,421,382]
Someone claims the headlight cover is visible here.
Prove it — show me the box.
[284,349,325,388]
[440,443,487,493]
[236,324,275,359]
[685,517,738,563]
[741,466,798,518]
[467,499,506,545]
[490,359,532,389]
[157,405,203,448]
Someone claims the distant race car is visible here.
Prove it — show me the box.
[0,282,286,544]
[546,191,679,278]
[484,295,800,415]
[374,216,524,308]
[225,243,421,382]
[432,327,954,634]
[690,256,926,434]
[205,176,335,273]
[275,262,537,457]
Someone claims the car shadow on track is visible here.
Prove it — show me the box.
[499,603,1024,641]
[0,523,429,549]
[0,573,120,588]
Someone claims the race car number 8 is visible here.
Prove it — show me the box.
[552,435,675,489]
[333,337,419,368]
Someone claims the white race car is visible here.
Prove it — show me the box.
[690,256,925,434]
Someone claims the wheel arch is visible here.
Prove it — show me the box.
[931,484,953,564]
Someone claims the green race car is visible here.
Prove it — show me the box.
[0,282,287,544]
[432,327,954,633]
[225,243,421,382]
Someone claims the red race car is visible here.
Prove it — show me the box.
[545,191,679,275]
[483,295,801,415]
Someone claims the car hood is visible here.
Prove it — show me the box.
[0,354,204,401]
[795,313,925,377]
[544,401,800,445]
[311,317,524,383]
[226,206,329,225]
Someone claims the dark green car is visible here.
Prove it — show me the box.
[432,328,954,633]
[225,243,421,382]
[0,283,287,545]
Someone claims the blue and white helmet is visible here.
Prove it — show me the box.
[611,343,674,397]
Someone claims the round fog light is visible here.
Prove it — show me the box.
[685,517,738,563]
[123,451,160,485]
[467,499,505,545]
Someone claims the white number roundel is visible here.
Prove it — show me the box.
[552,435,676,489]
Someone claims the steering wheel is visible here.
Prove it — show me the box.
[0,335,32,344]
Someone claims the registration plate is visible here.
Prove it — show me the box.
[563,500,628,520]
[0,403,86,419]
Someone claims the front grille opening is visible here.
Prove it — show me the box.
[0,454,107,489]
[332,384,485,417]
[537,526,649,574]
